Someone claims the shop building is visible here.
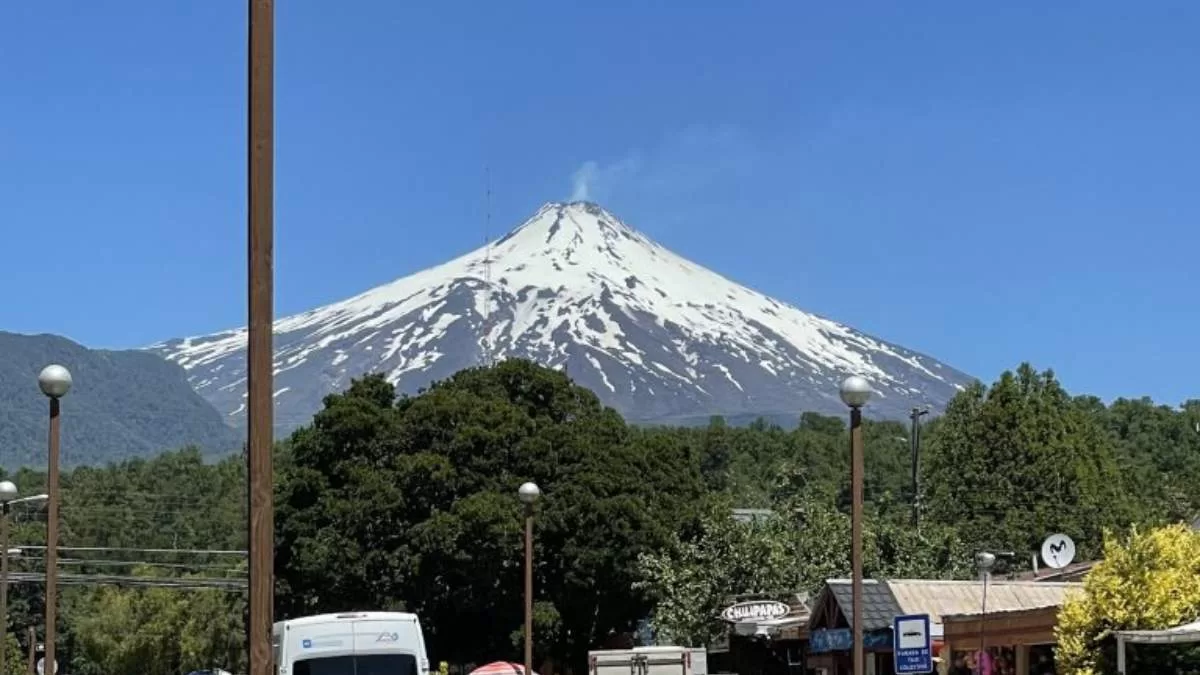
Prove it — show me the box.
[942,606,1066,674]
[806,579,1080,675]
[709,597,810,675]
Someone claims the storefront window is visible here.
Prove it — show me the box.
[1028,645,1056,675]
[949,646,1016,675]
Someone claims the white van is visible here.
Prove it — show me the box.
[274,612,431,675]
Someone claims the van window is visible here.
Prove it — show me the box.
[295,655,418,675]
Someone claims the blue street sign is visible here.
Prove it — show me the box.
[893,614,933,674]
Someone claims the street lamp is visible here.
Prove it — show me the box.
[0,479,15,675]
[975,552,997,675]
[839,375,871,675]
[518,482,541,675]
[38,364,71,675]
[0,482,47,675]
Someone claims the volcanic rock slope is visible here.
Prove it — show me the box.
[149,201,972,432]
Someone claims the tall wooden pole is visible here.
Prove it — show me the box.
[247,2,275,675]
[850,406,864,675]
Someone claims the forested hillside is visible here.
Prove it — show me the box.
[0,331,241,467]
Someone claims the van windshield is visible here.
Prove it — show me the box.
[294,655,418,675]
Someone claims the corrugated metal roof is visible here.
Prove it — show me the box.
[887,580,1081,623]
[816,579,1082,630]
[1013,560,1096,582]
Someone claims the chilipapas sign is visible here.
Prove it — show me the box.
[720,600,791,623]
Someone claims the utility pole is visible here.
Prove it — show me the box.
[909,407,928,530]
[247,3,275,675]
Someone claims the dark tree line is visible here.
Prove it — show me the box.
[1,359,1196,674]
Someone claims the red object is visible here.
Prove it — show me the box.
[471,663,538,675]
[975,650,993,675]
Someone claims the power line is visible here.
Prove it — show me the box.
[17,556,246,573]
[3,571,246,591]
[16,545,246,556]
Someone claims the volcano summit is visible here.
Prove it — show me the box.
[150,201,972,431]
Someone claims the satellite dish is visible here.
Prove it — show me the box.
[36,658,58,675]
[1040,533,1076,569]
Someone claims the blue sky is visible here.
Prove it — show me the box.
[2,2,1197,404]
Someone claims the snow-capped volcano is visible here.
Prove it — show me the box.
[149,201,971,430]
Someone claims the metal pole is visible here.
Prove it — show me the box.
[909,407,926,530]
[850,407,864,675]
[1,502,9,675]
[247,3,275,675]
[978,569,989,675]
[44,398,60,675]
[524,507,534,675]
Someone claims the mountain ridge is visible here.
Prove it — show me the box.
[0,331,242,467]
[150,201,973,430]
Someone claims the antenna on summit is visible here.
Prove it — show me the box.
[482,166,494,367]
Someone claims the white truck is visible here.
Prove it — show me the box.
[588,647,708,675]
[273,611,431,675]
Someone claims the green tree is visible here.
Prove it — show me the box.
[1056,523,1200,675]
[1,633,22,675]
[637,494,972,647]
[67,568,246,675]
[922,364,1140,559]
[276,360,707,671]
[636,498,818,646]
[1096,397,1200,523]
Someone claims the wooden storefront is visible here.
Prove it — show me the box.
[942,606,1061,674]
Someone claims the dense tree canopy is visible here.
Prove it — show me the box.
[637,494,971,647]
[0,358,1193,674]
[275,361,709,668]
[922,364,1142,559]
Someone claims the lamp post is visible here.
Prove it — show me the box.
[38,364,71,675]
[839,376,871,675]
[1,482,46,675]
[975,552,997,675]
[517,482,541,675]
[0,479,16,675]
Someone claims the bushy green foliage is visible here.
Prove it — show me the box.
[922,365,1141,559]
[1056,524,1200,675]
[67,567,247,675]
[636,494,972,646]
[1,358,1194,674]
[275,361,708,668]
